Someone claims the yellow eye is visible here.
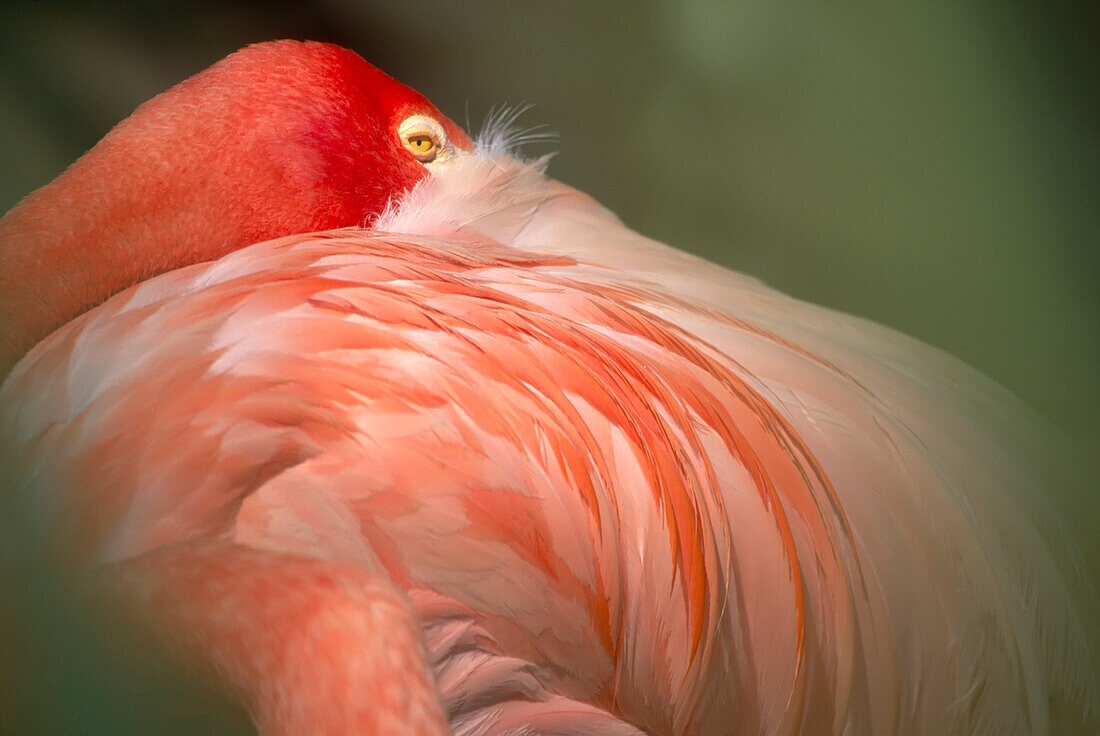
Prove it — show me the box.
[406,134,436,159]
[397,115,453,166]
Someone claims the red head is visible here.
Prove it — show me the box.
[0,41,471,374]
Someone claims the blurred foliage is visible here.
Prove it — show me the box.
[0,1,1097,733]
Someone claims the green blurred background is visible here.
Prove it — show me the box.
[0,1,1097,733]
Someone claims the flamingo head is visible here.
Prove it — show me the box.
[0,40,471,373]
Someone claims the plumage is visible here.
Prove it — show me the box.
[0,41,1095,735]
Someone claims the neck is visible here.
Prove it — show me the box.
[0,148,157,375]
[0,108,259,376]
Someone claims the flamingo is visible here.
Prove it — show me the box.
[0,40,1096,735]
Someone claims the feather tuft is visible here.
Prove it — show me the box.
[476,103,558,159]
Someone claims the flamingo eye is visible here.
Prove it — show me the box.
[398,116,451,165]
[407,135,435,156]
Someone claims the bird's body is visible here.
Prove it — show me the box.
[0,42,1095,735]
